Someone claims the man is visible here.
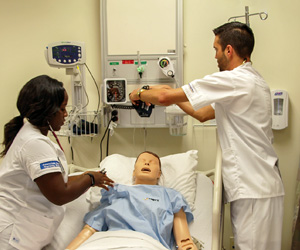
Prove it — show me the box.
[129,22,285,250]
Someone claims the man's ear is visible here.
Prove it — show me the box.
[226,45,234,57]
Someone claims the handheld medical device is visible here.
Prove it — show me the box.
[271,89,289,130]
[158,57,175,78]
[132,101,154,118]
[103,78,127,104]
[45,41,86,68]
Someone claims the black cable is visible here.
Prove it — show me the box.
[106,128,110,157]
[99,119,111,164]
[99,111,118,163]
[106,113,118,158]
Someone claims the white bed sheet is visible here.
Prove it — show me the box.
[76,230,169,250]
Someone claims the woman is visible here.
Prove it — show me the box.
[0,75,114,250]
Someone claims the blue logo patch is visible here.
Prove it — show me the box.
[40,161,60,170]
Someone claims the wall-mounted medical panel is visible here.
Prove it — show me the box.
[104,59,178,82]
[100,0,183,128]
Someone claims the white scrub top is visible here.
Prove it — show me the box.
[182,62,285,202]
[0,122,68,250]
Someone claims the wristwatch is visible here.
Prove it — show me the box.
[137,85,149,100]
[85,173,95,186]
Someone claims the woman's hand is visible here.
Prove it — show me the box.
[35,171,114,206]
[85,171,114,191]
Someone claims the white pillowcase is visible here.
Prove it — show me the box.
[99,150,198,210]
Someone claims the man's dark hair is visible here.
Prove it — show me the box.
[213,21,255,59]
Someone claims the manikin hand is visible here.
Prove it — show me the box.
[177,238,197,250]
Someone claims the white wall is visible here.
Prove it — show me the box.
[1,0,299,249]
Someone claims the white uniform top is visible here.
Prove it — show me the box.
[0,122,68,250]
[182,62,285,202]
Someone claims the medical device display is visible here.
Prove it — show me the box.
[103,78,127,104]
[45,41,101,137]
[271,89,289,130]
[158,57,175,78]
[46,41,86,67]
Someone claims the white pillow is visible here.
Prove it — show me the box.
[100,153,135,185]
[159,150,198,210]
[99,150,198,210]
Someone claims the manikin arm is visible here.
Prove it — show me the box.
[66,224,97,250]
[173,209,197,250]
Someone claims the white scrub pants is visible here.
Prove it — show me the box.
[230,196,284,250]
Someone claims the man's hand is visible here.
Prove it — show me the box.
[129,88,141,106]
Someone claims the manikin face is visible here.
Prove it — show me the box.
[48,91,68,131]
[133,152,161,185]
[213,35,229,72]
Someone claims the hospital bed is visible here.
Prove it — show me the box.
[44,147,223,250]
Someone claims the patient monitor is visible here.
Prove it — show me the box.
[45,41,101,137]
[45,41,86,68]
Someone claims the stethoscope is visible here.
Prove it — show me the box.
[47,122,64,152]
[48,122,66,174]
[47,122,107,175]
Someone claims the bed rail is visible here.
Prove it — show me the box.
[212,134,224,250]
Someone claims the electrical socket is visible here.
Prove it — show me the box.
[230,236,235,249]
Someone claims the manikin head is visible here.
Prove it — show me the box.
[133,151,161,185]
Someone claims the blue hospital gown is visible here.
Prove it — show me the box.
[84,184,194,249]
